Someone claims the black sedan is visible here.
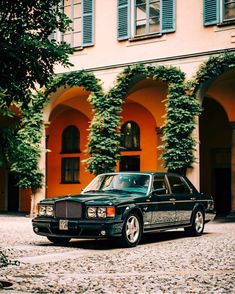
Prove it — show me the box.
[32,172,215,247]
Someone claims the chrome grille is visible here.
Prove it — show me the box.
[55,200,82,219]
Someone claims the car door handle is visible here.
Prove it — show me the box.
[190,197,196,201]
[170,198,176,201]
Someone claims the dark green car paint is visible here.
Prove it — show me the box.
[32,172,215,246]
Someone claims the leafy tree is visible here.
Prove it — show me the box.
[0,0,73,201]
[0,0,73,107]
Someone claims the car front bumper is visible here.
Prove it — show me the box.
[32,217,124,239]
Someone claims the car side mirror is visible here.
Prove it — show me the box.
[152,187,167,196]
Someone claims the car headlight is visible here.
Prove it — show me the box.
[87,206,115,218]
[87,207,97,218]
[46,205,54,217]
[97,207,106,218]
[38,205,54,217]
[38,205,46,216]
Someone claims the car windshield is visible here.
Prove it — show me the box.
[82,173,151,195]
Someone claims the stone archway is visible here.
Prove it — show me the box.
[193,54,235,216]
[200,97,232,215]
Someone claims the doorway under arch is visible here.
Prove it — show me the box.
[200,97,231,216]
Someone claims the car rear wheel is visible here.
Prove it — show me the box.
[47,236,71,245]
[120,213,142,247]
[185,209,205,236]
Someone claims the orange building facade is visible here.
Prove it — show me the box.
[1,0,235,216]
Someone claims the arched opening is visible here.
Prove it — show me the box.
[46,86,94,198]
[119,77,168,172]
[200,98,231,216]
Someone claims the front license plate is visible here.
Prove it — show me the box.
[59,219,69,230]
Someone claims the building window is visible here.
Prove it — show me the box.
[121,121,140,150]
[62,0,94,47]
[61,157,80,183]
[62,125,80,154]
[204,0,235,26]
[224,0,235,21]
[117,0,175,40]
[135,0,160,36]
[63,0,82,47]
[120,155,140,171]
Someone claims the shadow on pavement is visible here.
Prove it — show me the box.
[37,230,212,250]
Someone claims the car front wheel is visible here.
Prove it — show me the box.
[120,213,142,247]
[185,209,205,236]
[47,236,71,245]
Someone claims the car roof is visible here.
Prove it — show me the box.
[98,171,181,176]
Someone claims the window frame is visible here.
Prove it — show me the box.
[167,175,191,194]
[62,0,82,48]
[61,125,80,154]
[117,0,175,40]
[134,0,161,37]
[60,0,94,49]
[61,157,80,184]
[223,0,235,22]
[121,121,141,151]
[204,0,235,26]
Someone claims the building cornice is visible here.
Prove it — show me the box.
[66,47,235,74]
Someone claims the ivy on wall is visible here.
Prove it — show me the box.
[45,70,107,176]
[105,64,201,174]
[190,52,235,93]
[0,93,45,193]
[2,52,234,192]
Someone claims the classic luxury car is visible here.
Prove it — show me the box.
[32,172,215,247]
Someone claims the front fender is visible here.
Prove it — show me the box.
[120,204,143,224]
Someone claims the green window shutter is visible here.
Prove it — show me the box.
[203,0,220,26]
[117,0,130,40]
[161,0,176,33]
[82,0,94,46]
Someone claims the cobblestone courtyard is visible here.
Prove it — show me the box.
[0,215,234,293]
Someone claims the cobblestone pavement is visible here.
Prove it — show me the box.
[0,215,234,294]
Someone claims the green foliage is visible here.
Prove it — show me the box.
[106,64,200,174]
[191,52,235,92]
[45,71,108,176]
[48,64,201,175]
[0,249,20,268]
[0,93,45,193]
[0,0,73,191]
[0,0,73,106]
[2,47,233,188]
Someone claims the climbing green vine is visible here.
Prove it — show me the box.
[105,63,201,174]
[45,70,106,176]
[1,52,234,191]
[0,92,45,193]
[190,52,235,93]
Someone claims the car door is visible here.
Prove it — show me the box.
[150,174,176,228]
[166,174,194,225]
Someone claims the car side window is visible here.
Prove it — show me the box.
[153,175,168,194]
[167,175,191,194]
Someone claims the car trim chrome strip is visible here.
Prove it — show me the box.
[119,199,209,206]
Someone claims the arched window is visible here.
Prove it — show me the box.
[61,125,80,153]
[121,121,140,150]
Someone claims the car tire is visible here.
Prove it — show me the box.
[120,213,142,247]
[47,236,71,245]
[185,208,205,236]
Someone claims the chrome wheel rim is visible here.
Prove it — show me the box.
[126,215,140,244]
[195,211,204,233]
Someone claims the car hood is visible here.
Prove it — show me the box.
[40,191,147,206]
